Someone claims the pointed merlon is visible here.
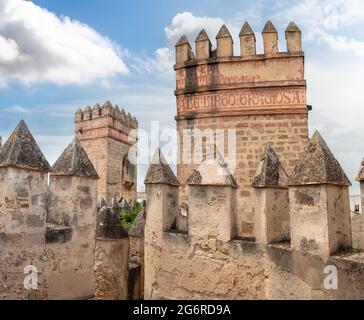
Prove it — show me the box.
[356,159,364,181]
[128,207,146,237]
[286,21,301,32]
[216,24,232,39]
[195,29,210,42]
[52,137,99,179]
[103,100,113,108]
[176,35,191,48]
[252,144,288,188]
[187,150,238,188]
[76,108,83,114]
[289,131,351,186]
[96,206,128,239]
[240,22,254,35]
[0,120,51,172]
[262,20,277,33]
[144,148,180,186]
[112,195,120,210]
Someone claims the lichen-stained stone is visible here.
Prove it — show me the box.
[0,120,51,172]
[144,148,180,186]
[96,206,128,239]
[252,144,288,188]
[187,151,238,188]
[289,131,351,186]
[52,137,99,179]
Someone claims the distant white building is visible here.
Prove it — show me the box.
[350,195,362,214]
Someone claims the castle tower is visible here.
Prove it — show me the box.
[75,101,138,203]
[175,21,309,238]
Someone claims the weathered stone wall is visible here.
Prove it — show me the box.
[144,133,364,300]
[175,22,309,238]
[0,167,49,300]
[95,238,129,300]
[352,212,364,250]
[46,175,97,300]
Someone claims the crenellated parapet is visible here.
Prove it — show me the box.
[174,21,306,120]
[144,137,364,300]
[75,101,138,146]
[0,120,99,300]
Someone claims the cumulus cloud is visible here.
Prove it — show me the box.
[0,0,128,86]
[278,0,364,56]
[164,12,225,46]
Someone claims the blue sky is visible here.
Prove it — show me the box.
[1,0,364,193]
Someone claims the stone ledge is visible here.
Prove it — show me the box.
[174,52,304,70]
[267,243,364,299]
[46,223,72,244]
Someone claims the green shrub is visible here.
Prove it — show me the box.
[121,201,141,232]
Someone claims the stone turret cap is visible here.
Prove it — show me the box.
[216,24,233,39]
[356,159,364,181]
[240,22,255,36]
[262,20,277,33]
[0,120,51,172]
[96,206,128,239]
[144,148,180,186]
[252,144,288,188]
[187,150,238,188]
[195,29,211,43]
[128,207,146,237]
[103,100,113,108]
[286,21,301,33]
[289,131,351,186]
[176,35,191,48]
[52,137,99,179]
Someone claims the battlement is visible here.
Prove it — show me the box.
[0,120,99,299]
[175,21,302,65]
[174,21,306,120]
[75,101,138,145]
[144,134,364,299]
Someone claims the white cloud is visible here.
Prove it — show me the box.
[278,0,364,56]
[4,105,30,113]
[164,12,225,46]
[0,0,128,86]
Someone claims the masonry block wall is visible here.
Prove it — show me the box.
[0,120,116,300]
[144,132,364,300]
[175,21,309,238]
[75,101,138,203]
[95,204,129,300]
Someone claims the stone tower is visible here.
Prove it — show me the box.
[75,101,138,202]
[175,21,309,238]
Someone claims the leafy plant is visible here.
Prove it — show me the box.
[121,201,141,232]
